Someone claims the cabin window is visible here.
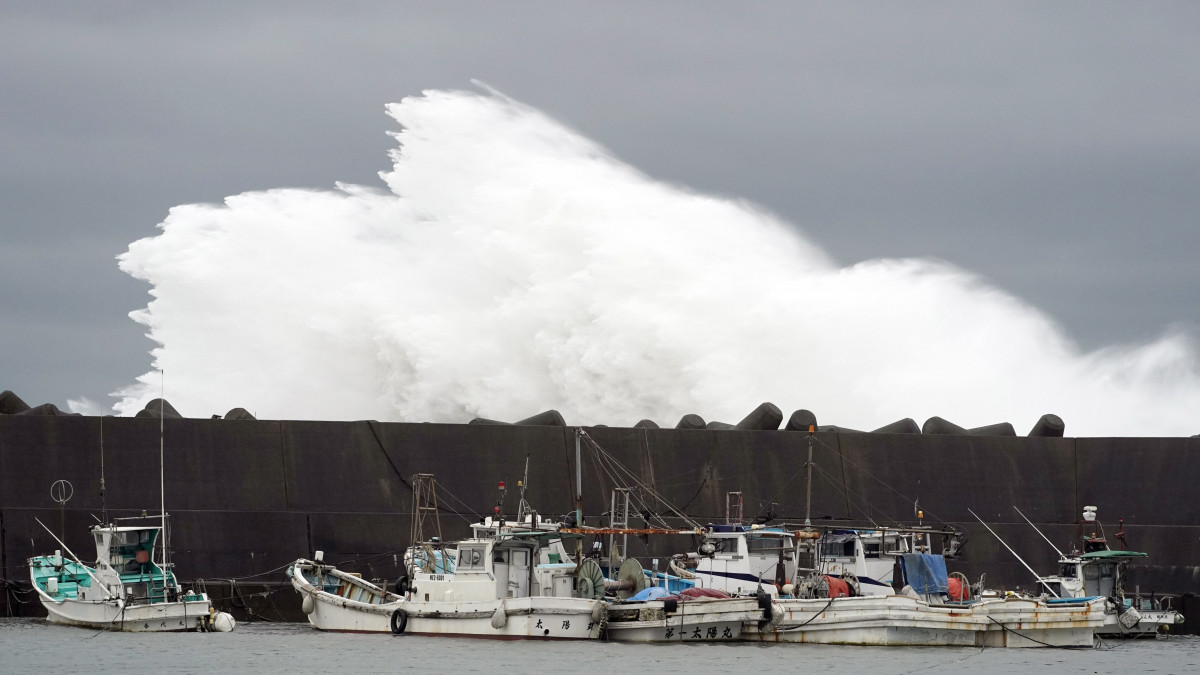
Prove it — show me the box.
[714,539,739,554]
[863,541,882,559]
[820,539,855,559]
[458,547,485,571]
[1039,581,1063,597]
[748,536,779,554]
[1059,563,1077,578]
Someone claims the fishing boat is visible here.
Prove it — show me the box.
[28,519,234,632]
[27,408,234,633]
[687,524,1104,647]
[291,471,604,639]
[592,555,767,642]
[684,522,807,597]
[1025,506,1186,637]
[290,474,457,633]
[289,552,405,633]
[393,520,604,639]
[566,430,771,642]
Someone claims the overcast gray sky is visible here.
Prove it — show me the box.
[2,2,1198,412]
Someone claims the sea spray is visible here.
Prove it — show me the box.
[115,88,1200,435]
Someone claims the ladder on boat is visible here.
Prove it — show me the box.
[410,474,443,545]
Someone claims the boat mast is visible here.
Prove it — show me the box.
[160,372,169,603]
[804,425,815,526]
[516,454,531,523]
[574,427,583,561]
[100,416,107,524]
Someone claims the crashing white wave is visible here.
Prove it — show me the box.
[114,88,1200,435]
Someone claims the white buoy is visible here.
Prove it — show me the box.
[212,611,236,632]
[490,604,507,629]
[46,577,58,595]
[770,603,786,628]
[301,595,315,615]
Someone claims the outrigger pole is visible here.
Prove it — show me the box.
[968,508,1059,598]
[1013,506,1064,557]
[34,517,117,600]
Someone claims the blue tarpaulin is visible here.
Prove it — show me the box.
[628,586,673,602]
[900,554,949,595]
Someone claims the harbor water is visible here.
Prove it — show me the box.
[2,618,1197,674]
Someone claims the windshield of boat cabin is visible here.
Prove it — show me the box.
[457,545,486,571]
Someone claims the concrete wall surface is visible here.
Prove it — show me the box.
[2,416,1197,618]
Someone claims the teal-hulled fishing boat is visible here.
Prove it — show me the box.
[29,519,235,632]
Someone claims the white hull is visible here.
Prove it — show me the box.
[1098,608,1184,638]
[746,595,1103,648]
[303,591,398,633]
[290,560,402,633]
[604,598,763,643]
[291,560,602,639]
[37,589,213,632]
[400,597,603,640]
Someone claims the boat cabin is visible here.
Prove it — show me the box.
[1037,549,1148,600]
[815,529,917,596]
[409,529,580,603]
[691,525,798,596]
[90,523,178,603]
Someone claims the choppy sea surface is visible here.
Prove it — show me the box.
[2,618,1197,674]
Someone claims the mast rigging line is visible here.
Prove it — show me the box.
[811,434,954,530]
[808,463,884,530]
[580,431,691,529]
[576,430,704,531]
[584,439,669,530]
[427,481,488,526]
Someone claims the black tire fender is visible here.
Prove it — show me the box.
[756,591,772,610]
[390,608,408,634]
[756,591,773,622]
[395,575,410,595]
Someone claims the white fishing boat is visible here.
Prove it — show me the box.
[745,591,1103,647]
[29,520,233,632]
[602,585,767,643]
[1026,506,1186,638]
[289,553,405,633]
[685,523,805,597]
[291,471,604,639]
[688,525,1104,647]
[27,410,234,633]
[392,517,604,639]
[567,431,771,642]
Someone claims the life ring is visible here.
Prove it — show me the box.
[395,575,410,595]
[390,608,408,634]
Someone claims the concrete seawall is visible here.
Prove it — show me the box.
[2,415,1197,619]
